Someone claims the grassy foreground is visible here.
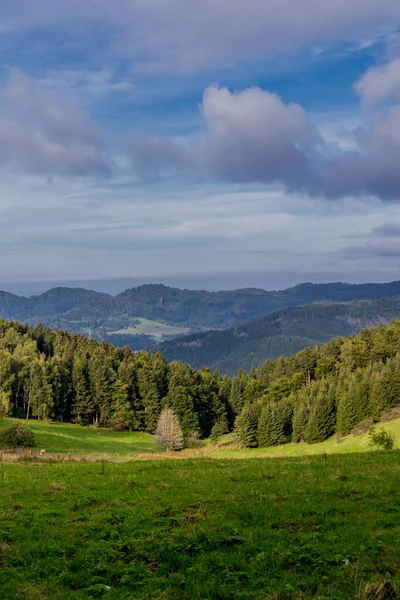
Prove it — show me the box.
[0,452,399,599]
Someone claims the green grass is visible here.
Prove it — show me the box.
[0,452,399,599]
[206,418,400,459]
[0,419,161,456]
[109,318,191,340]
[1,418,399,460]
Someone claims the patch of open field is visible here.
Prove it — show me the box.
[0,419,161,456]
[0,452,399,599]
[108,317,191,339]
[207,418,400,459]
[1,418,399,461]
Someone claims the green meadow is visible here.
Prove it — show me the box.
[109,317,191,340]
[0,452,399,599]
[1,418,399,459]
[0,419,160,457]
[0,420,399,599]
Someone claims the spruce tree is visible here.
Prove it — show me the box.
[292,387,312,442]
[234,404,258,448]
[304,379,336,443]
[336,373,358,435]
[257,405,271,447]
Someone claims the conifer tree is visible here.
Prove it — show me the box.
[304,379,336,443]
[229,375,246,416]
[336,373,359,434]
[234,404,258,448]
[110,380,135,430]
[155,408,184,451]
[292,387,312,442]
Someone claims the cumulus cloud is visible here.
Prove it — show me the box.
[129,83,400,201]
[355,58,400,105]
[329,107,400,199]
[129,85,326,191]
[0,71,110,177]
[3,0,400,74]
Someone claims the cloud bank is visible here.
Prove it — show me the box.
[2,0,400,73]
[0,71,109,177]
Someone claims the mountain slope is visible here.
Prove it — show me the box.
[2,280,400,347]
[158,299,400,374]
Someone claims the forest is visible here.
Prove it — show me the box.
[3,280,400,349]
[158,297,400,373]
[0,317,400,448]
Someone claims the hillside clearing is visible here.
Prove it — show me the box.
[0,419,161,457]
[108,317,191,339]
[0,418,399,461]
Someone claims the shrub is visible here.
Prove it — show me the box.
[380,406,400,423]
[0,422,36,449]
[368,427,395,451]
[185,431,205,448]
[352,417,374,436]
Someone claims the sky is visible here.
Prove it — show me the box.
[2,1,400,294]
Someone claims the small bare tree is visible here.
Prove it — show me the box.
[156,408,184,451]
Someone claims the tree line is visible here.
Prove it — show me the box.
[0,318,399,447]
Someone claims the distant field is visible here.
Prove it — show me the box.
[0,451,399,599]
[0,419,161,456]
[108,317,191,339]
[207,418,400,459]
[1,418,399,459]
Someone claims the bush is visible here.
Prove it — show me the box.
[380,406,400,423]
[185,431,205,448]
[352,417,374,436]
[368,427,395,451]
[0,422,36,449]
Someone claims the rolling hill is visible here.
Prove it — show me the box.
[158,298,400,374]
[2,280,400,349]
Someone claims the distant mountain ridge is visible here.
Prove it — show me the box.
[158,298,400,374]
[2,280,400,352]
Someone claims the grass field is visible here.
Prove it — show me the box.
[0,419,160,456]
[207,418,400,459]
[0,451,399,599]
[109,318,191,340]
[1,418,399,459]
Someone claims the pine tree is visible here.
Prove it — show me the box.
[210,414,229,440]
[304,379,336,443]
[257,401,291,447]
[155,408,184,451]
[234,404,258,448]
[72,356,93,425]
[257,406,271,447]
[336,373,359,435]
[110,380,135,430]
[292,387,311,442]
[229,373,246,416]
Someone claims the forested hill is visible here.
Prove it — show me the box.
[158,299,400,374]
[1,318,400,450]
[2,281,400,348]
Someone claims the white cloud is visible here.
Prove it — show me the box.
[356,57,400,106]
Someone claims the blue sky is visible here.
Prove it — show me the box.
[2,1,400,294]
